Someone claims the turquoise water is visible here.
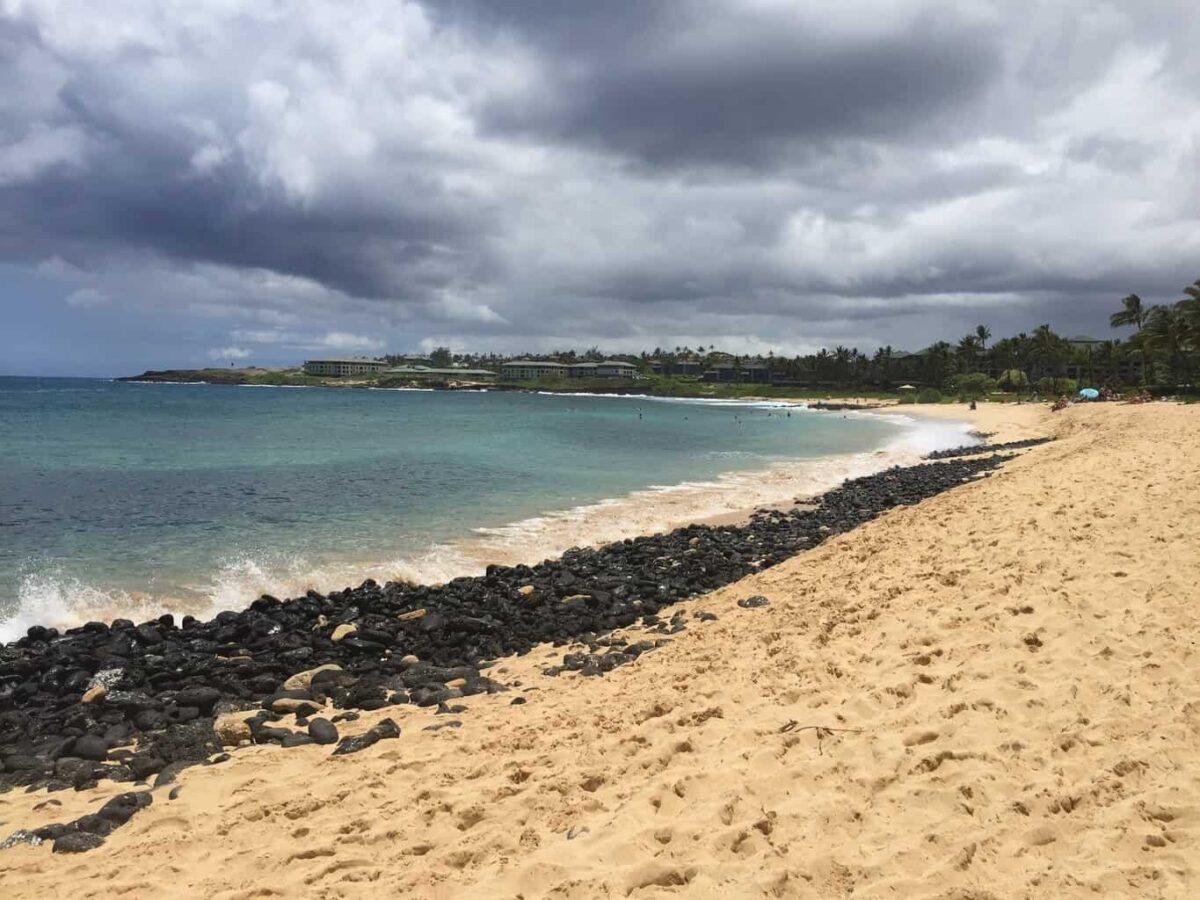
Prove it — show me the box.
[0,377,934,638]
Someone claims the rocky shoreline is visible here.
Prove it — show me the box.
[0,448,1034,852]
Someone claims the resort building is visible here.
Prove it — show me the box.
[700,359,771,383]
[303,358,386,377]
[384,365,496,381]
[499,359,639,380]
[500,360,570,380]
[595,360,638,378]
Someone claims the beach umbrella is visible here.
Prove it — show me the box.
[1079,388,1100,400]
[896,384,917,391]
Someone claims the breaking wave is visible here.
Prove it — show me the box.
[0,411,973,641]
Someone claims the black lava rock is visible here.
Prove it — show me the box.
[331,718,400,756]
[97,791,152,826]
[926,437,1051,459]
[71,735,109,762]
[53,832,106,853]
[307,718,339,745]
[2,452,1015,797]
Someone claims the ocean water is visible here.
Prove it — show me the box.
[0,377,972,639]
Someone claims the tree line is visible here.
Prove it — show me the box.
[391,279,1200,393]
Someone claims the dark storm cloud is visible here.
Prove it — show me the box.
[1,0,1199,374]
[477,7,1001,167]
[0,36,495,303]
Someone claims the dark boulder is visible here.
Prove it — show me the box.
[331,718,400,756]
[71,735,110,762]
[307,718,339,745]
[53,832,105,853]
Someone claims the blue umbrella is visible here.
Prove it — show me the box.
[1079,388,1100,400]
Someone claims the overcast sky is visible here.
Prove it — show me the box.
[2,1,1199,375]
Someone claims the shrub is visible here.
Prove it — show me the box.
[948,373,997,400]
[997,368,1029,391]
[1035,377,1078,397]
[916,387,943,403]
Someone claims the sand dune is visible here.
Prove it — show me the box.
[2,401,1198,898]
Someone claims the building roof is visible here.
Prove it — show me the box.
[597,359,636,367]
[304,358,385,365]
[501,359,568,367]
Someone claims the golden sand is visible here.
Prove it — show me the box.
[2,401,1197,898]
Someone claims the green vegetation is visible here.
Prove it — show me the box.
[947,373,996,401]
[997,369,1029,391]
[128,278,1200,402]
[1034,377,1078,397]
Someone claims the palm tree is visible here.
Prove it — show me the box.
[923,341,955,387]
[1029,324,1070,380]
[1110,293,1147,331]
[956,335,980,373]
[1178,280,1200,350]
[1112,294,1151,384]
[975,325,991,351]
[1182,279,1200,304]
[1143,304,1190,387]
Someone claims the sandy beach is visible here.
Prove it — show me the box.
[2,400,1198,898]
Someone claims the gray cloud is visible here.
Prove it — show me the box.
[478,4,1002,167]
[1,0,1199,375]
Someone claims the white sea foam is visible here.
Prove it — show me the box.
[236,383,317,389]
[0,409,973,639]
[122,380,210,385]
[0,573,153,643]
[534,390,808,410]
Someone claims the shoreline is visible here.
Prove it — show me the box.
[0,445,1036,792]
[2,403,1195,896]
[0,399,994,640]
